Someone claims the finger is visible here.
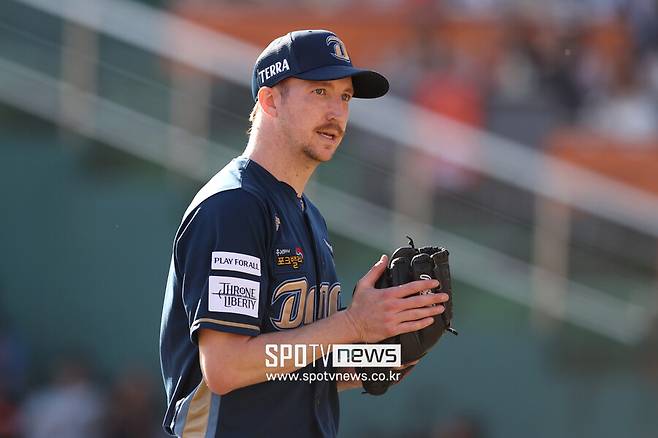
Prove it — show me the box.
[395,317,434,335]
[397,293,448,311]
[388,279,439,298]
[358,254,388,288]
[394,305,444,323]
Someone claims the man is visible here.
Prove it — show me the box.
[159,29,449,438]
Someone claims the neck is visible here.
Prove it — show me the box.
[244,125,318,197]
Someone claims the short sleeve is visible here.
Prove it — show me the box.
[174,189,272,342]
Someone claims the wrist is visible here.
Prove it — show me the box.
[340,308,364,343]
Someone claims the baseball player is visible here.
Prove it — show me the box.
[159,29,449,438]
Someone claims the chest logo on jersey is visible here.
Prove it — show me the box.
[274,246,304,269]
[270,279,341,330]
[211,251,261,276]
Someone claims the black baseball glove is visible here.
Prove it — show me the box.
[358,237,457,395]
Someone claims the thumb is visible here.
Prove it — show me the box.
[359,254,388,288]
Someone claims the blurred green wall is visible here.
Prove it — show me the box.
[0,108,187,380]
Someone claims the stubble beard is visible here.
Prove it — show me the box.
[301,133,343,163]
[281,119,338,164]
[302,142,332,163]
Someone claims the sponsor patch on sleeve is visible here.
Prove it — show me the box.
[211,251,261,276]
[208,276,259,318]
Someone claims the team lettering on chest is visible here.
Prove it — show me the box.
[270,279,341,330]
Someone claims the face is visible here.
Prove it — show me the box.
[275,77,353,163]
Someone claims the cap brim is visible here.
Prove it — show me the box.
[293,65,389,99]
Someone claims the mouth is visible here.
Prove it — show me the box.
[316,130,339,141]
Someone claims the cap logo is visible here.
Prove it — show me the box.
[326,35,350,62]
[257,58,290,84]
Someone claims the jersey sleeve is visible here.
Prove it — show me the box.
[174,189,272,341]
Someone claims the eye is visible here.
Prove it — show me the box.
[342,93,352,102]
[314,88,327,96]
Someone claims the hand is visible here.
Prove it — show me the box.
[344,255,449,343]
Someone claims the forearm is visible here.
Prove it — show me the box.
[201,310,359,393]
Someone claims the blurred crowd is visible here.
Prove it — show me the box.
[377,0,658,194]
[203,0,658,145]
[373,0,658,145]
[0,316,167,438]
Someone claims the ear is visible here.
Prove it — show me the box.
[257,86,279,118]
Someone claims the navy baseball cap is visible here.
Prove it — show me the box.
[251,29,389,101]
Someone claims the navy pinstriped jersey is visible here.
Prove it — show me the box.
[160,157,343,437]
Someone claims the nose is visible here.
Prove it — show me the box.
[326,96,349,125]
